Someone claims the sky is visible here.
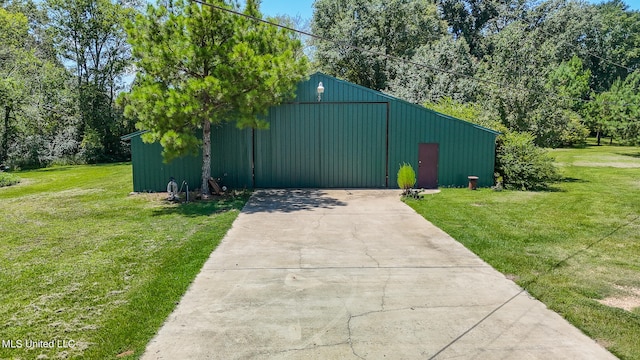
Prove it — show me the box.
[259,0,314,19]
[258,0,640,19]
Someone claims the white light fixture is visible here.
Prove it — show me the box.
[317,82,325,102]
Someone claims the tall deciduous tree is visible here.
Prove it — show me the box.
[437,0,498,58]
[312,0,445,90]
[0,7,29,162]
[437,0,535,58]
[586,0,640,92]
[387,36,477,104]
[123,0,308,195]
[587,71,640,146]
[477,21,553,141]
[47,0,137,162]
[1,4,76,166]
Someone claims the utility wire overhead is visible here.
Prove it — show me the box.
[190,0,639,108]
[531,19,635,73]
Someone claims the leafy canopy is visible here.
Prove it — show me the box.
[587,70,640,146]
[47,0,137,163]
[124,0,308,162]
[1,4,79,167]
[312,0,445,90]
[424,97,483,124]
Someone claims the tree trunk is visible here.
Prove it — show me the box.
[596,129,601,146]
[201,119,211,196]
[1,105,11,163]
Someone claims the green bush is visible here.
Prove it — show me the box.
[496,131,560,190]
[0,172,20,188]
[424,97,482,123]
[424,97,503,133]
[397,163,416,194]
[560,111,589,147]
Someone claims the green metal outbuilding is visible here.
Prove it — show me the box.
[122,72,499,192]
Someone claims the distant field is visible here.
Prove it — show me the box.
[406,145,640,359]
[0,164,249,359]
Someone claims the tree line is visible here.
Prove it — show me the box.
[313,0,640,148]
[1,0,639,173]
[0,0,137,168]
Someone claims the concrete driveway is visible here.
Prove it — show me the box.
[141,189,615,359]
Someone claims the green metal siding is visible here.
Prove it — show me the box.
[319,103,386,187]
[302,73,497,187]
[128,123,252,192]
[126,72,498,191]
[130,136,202,192]
[255,104,320,187]
[388,103,497,188]
[210,122,253,189]
[255,103,386,188]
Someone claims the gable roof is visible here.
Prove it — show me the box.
[120,72,500,140]
[298,72,500,136]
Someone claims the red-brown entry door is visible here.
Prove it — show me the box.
[417,143,439,189]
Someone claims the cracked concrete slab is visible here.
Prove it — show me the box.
[141,189,616,360]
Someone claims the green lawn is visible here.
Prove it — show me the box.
[0,164,249,359]
[406,145,640,359]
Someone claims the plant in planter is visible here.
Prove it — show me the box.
[397,163,416,196]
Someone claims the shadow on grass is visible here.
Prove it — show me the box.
[26,162,130,173]
[616,152,640,158]
[242,189,347,214]
[561,177,588,183]
[26,166,76,173]
[541,186,567,193]
[541,177,589,193]
[152,193,251,217]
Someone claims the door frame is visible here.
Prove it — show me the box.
[252,101,391,188]
[417,143,439,189]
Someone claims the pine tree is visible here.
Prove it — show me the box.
[123,0,308,195]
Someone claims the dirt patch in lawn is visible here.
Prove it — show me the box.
[129,192,168,201]
[574,161,640,168]
[573,154,640,168]
[597,285,640,312]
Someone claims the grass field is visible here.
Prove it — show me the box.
[2,146,639,359]
[0,164,249,359]
[406,144,640,359]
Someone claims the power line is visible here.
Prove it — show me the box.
[429,212,640,358]
[191,0,527,89]
[189,0,639,108]
[531,19,635,73]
